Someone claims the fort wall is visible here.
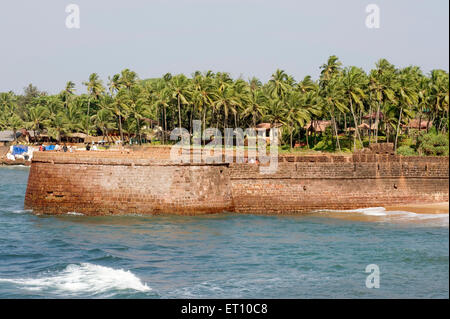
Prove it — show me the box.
[24,148,449,215]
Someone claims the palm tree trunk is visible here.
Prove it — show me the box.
[137,118,142,145]
[331,113,341,152]
[349,98,363,148]
[189,109,193,134]
[178,95,182,131]
[394,106,403,151]
[375,102,380,143]
[163,106,167,144]
[368,105,373,145]
[290,128,293,150]
[418,112,422,134]
[86,98,91,135]
[118,114,124,144]
[202,108,206,146]
[306,128,309,148]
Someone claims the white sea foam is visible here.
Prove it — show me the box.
[314,207,449,226]
[0,263,151,295]
[66,212,84,216]
[12,209,33,214]
[314,207,387,216]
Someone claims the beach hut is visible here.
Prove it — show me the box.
[402,119,432,132]
[357,123,377,136]
[0,130,24,145]
[362,112,384,121]
[304,120,332,135]
[66,132,88,143]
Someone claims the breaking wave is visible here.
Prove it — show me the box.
[66,212,84,216]
[0,263,151,296]
[12,209,33,214]
[314,207,449,226]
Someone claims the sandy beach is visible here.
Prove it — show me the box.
[385,202,449,214]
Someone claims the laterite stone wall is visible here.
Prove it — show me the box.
[24,150,449,215]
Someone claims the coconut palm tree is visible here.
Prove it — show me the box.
[44,111,69,143]
[169,74,191,131]
[191,73,217,138]
[242,90,267,128]
[25,106,49,142]
[320,55,342,89]
[392,67,419,151]
[83,73,105,135]
[117,85,149,144]
[60,81,76,109]
[341,66,368,150]
[91,108,115,141]
[321,78,348,151]
[428,69,450,133]
[268,69,291,100]
[285,91,312,149]
[368,59,397,142]
[214,86,241,130]
[119,69,138,90]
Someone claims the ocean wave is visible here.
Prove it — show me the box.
[314,207,387,216]
[66,212,84,216]
[313,207,449,225]
[0,263,151,296]
[12,209,33,214]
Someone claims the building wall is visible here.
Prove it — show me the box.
[229,155,449,213]
[25,152,233,215]
[24,151,449,215]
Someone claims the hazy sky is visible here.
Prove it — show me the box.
[0,0,448,94]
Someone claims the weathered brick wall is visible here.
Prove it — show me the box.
[25,152,232,215]
[25,150,449,215]
[229,154,449,213]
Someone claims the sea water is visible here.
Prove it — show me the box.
[0,167,448,298]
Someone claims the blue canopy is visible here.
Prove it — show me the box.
[45,145,55,151]
[12,145,28,155]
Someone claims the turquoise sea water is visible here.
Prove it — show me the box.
[0,166,448,298]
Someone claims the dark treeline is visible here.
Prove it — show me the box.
[0,56,448,152]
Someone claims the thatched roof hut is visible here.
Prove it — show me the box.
[0,130,22,142]
[402,119,432,130]
[362,112,384,120]
[304,120,331,133]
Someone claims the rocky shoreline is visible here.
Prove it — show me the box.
[0,159,31,166]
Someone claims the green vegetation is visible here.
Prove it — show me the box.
[0,57,448,155]
[417,130,449,156]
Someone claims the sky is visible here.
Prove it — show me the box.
[0,0,448,94]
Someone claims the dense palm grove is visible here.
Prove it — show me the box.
[0,56,448,154]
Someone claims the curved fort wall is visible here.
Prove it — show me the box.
[24,148,449,215]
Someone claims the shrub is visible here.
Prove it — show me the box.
[397,145,417,156]
[417,132,449,156]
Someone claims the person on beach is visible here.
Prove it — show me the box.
[86,143,91,151]
[63,144,68,153]
[39,145,44,152]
